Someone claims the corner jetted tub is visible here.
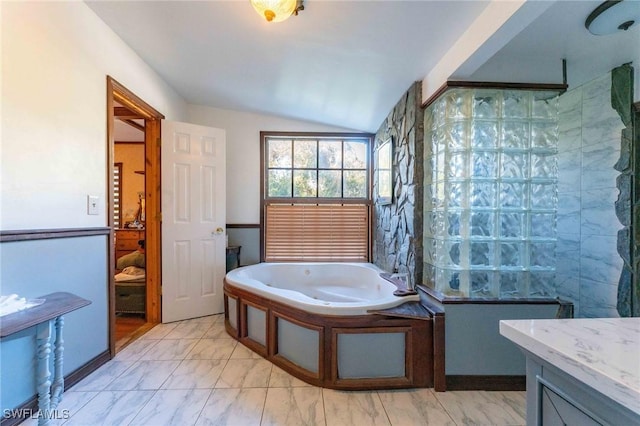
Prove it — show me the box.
[224,262,419,316]
[223,262,441,390]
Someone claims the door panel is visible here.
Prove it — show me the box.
[162,120,226,322]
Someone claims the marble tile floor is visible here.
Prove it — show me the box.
[24,314,527,426]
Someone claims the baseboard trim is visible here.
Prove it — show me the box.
[0,350,111,426]
[65,350,112,390]
[446,375,526,391]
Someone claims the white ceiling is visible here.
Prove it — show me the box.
[466,0,640,88]
[88,0,640,133]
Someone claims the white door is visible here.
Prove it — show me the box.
[161,120,226,323]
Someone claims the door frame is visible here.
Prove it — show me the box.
[107,76,164,356]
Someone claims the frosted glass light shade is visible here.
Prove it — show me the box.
[251,0,297,22]
[585,0,639,35]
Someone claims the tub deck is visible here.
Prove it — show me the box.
[224,279,445,391]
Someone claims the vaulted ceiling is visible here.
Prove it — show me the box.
[88,0,639,133]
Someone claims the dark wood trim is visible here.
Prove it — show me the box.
[120,118,145,132]
[260,132,266,262]
[420,285,562,305]
[446,375,526,391]
[271,311,324,381]
[223,291,240,339]
[107,76,164,356]
[0,292,91,337]
[259,131,375,139]
[368,137,374,262]
[65,350,112,389]
[421,82,451,111]
[634,101,640,112]
[115,140,145,145]
[0,227,110,243]
[259,131,375,263]
[143,117,162,325]
[265,198,372,205]
[239,299,269,357]
[224,279,434,390]
[0,350,110,426]
[421,81,569,109]
[110,79,165,120]
[433,314,446,392]
[107,77,117,357]
[226,223,261,229]
[113,106,140,119]
[330,325,414,389]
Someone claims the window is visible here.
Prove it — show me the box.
[261,132,373,262]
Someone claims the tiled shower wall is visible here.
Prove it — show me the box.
[556,72,626,318]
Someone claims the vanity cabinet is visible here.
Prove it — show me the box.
[115,229,145,263]
[527,355,633,425]
[500,318,640,426]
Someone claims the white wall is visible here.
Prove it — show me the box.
[568,48,640,104]
[187,105,357,224]
[0,2,188,412]
[1,1,188,231]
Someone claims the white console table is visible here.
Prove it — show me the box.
[0,292,91,426]
[500,318,640,425]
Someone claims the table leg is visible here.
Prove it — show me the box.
[36,321,52,426]
[50,315,64,409]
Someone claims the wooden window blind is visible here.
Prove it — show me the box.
[114,163,123,228]
[265,204,369,262]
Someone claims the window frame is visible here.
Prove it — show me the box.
[260,131,375,262]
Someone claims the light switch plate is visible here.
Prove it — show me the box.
[87,195,99,215]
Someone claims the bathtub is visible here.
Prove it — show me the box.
[224,262,420,316]
[223,262,438,390]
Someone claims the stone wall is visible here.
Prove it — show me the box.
[373,82,424,284]
[610,64,637,317]
[634,103,640,316]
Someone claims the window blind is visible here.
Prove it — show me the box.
[114,163,122,228]
[265,204,369,262]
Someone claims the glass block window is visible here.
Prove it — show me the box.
[423,88,559,298]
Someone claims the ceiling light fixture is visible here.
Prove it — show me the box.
[250,0,304,23]
[585,0,639,35]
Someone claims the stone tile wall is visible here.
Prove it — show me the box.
[557,72,626,317]
[373,82,424,284]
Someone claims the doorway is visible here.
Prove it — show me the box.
[107,77,164,355]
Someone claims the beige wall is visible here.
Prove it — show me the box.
[114,144,145,225]
[1,1,187,231]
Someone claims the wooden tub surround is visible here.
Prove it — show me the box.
[224,280,444,391]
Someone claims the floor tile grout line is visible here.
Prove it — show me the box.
[431,389,462,426]
[374,390,394,426]
[58,390,101,426]
[115,315,526,426]
[321,387,328,426]
[125,388,161,426]
[192,387,216,426]
[258,383,270,426]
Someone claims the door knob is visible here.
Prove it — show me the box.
[214,227,224,235]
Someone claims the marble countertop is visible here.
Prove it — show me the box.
[500,317,640,415]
